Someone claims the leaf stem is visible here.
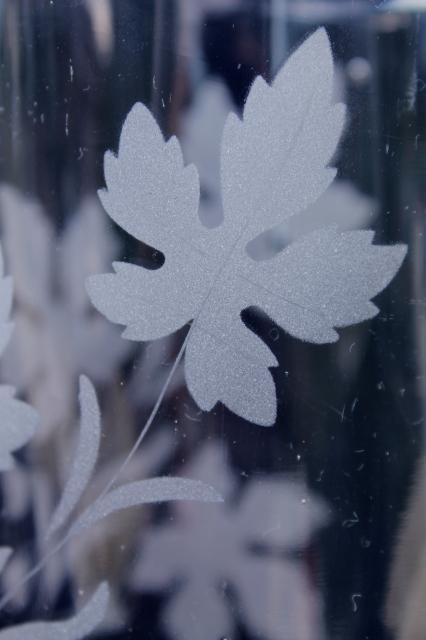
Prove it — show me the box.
[0,210,250,612]
[95,327,192,500]
[0,329,191,612]
[1,207,250,612]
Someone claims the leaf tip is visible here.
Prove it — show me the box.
[78,374,96,400]
[244,399,277,428]
[292,26,333,80]
[310,26,331,52]
[395,242,408,262]
[205,485,225,503]
[122,101,163,147]
[93,581,110,601]
[78,373,90,389]
[257,414,276,428]
[378,241,408,283]
[389,243,408,278]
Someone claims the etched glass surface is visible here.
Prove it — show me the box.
[0,2,423,639]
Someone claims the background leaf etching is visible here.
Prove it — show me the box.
[0,238,222,636]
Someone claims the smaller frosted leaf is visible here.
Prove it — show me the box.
[47,376,101,537]
[0,386,38,471]
[0,548,12,573]
[0,582,109,640]
[73,477,223,533]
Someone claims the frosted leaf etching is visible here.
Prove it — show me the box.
[0,187,131,437]
[0,582,109,640]
[0,243,108,639]
[0,231,220,627]
[43,376,222,539]
[0,247,38,469]
[181,79,376,257]
[87,28,406,426]
[132,442,329,640]
[47,376,101,537]
[0,372,222,624]
[73,477,223,533]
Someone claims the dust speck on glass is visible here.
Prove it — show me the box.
[0,1,423,639]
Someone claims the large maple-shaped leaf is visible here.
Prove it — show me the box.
[87,28,406,426]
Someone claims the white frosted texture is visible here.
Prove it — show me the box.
[87,28,407,426]
[74,477,223,532]
[0,188,130,439]
[47,375,101,536]
[132,442,329,640]
[0,583,109,639]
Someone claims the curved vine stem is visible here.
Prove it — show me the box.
[0,217,249,611]
[0,329,191,612]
